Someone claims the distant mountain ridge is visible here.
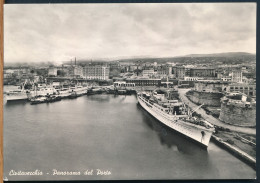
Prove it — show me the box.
[184,52,255,58]
[4,52,255,67]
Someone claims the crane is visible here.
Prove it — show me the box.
[188,103,204,116]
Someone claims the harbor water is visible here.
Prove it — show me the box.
[3,93,256,180]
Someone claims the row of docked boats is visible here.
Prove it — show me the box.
[4,84,135,105]
[4,84,89,104]
[30,95,62,105]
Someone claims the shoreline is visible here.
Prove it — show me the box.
[4,87,257,170]
[181,89,256,169]
[211,135,256,170]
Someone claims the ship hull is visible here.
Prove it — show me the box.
[5,94,29,102]
[137,96,213,148]
[74,87,88,96]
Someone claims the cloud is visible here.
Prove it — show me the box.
[4,3,256,63]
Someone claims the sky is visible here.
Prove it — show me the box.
[4,3,256,63]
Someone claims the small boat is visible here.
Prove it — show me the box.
[71,85,88,96]
[56,88,71,98]
[106,89,116,94]
[87,87,103,95]
[68,91,78,99]
[30,96,47,105]
[46,95,62,103]
[117,89,127,95]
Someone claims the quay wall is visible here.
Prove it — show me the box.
[186,90,223,107]
[219,102,256,127]
[211,135,256,169]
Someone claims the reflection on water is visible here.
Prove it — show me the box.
[3,95,255,180]
[87,94,113,102]
[4,100,28,107]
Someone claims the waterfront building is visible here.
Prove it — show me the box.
[71,65,84,78]
[126,78,161,86]
[114,81,135,87]
[56,65,70,77]
[226,83,256,97]
[84,64,109,80]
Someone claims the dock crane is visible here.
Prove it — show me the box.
[190,103,204,116]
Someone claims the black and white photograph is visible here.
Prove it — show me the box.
[3,3,256,180]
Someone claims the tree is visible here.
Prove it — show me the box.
[57,70,66,77]
[109,69,120,77]
[134,69,142,76]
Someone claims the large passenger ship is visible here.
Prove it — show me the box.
[137,89,215,147]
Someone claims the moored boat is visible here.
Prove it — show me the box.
[4,85,30,102]
[5,90,30,102]
[30,96,47,105]
[29,84,57,98]
[71,85,88,96]
[68,91,78,99]
[46,95,62,103]
[137,89,215,148]
[87,87,103,95]
[56,88,71,98]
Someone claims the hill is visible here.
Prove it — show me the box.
[184,52,255,58]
